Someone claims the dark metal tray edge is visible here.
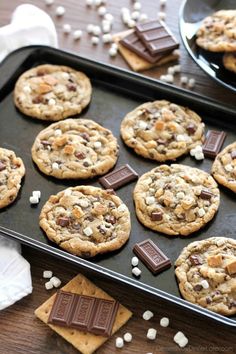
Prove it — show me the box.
[0,45,235,327]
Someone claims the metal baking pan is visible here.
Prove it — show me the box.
[0,45,235,327]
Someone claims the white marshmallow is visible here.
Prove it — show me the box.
[78,199,89,208]
[143,310,154,321]
[29,195,39,205]
[86,0,94,6]
[225,164,233,172]
[121,7,129,15]
[132,267,141,277]
[122,13,131,25]
[23,85,31,93]
[160,0,167,7]
[174,332,188,348]
[45,0,54,5]
[102,33,112,43]
[45,281,54,290]
[158,11,166,21]
[64,189,72,196]
[128,19,136,28]
[178,337,189,348]
[160,317,169,327]
[56,6,65,17]
[198,208,205,217]
[131,256,139,267]
[98,6,107,16]
[115,337,124,348]
[73,30,83,40]
[33,191,41,199]
[52,162,59,170]
[195,151,204,160]
[123,332,132,342]
[131,11,140,20]
[147,328,157,340]
[48,98,56,106]
[200,279,209,289]
[173,64,181,73]
[109,47,117,57]
[167,66,175,75]
[93,25,101,36]
[188,78,196,88]
[94,0,102,5]
[146,196,155,205]
[111,42,118,50]
[54,129,62,136]
[87,24,95,33]
[138,120,148,129]
[180,76,188,85]
[117,204,127,212]
[104,13,114,23]
[83,227,93,236]
[50,276,61,288]
[43,270,53,279]
[94,141,102,149]
[139,13,148,22]
[63,24,71,34]
[91,36,100,45]
[164,74,174,83]
[133,2,142,11]
[102,21,111,33]
[62,72,69,79]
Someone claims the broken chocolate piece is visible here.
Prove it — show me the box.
[75,152,86,160]
[199,189,213,200]
[189,255,203,266]
[48,290,119,337]
[151,211,163,221]
[186,123,196,135]
[133,239,171,275]
[193,284,203,292]
[202,130,226,158]
[120,31,170,64]
[135,20,179,55]
[99,164,138,190]
[231,150,236,159]
[57,217,70,227]
[0,162,6,171]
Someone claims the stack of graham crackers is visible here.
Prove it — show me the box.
[113,19,180,72]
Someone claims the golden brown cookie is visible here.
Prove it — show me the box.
[31,119,119,179]
[223,52,236,73]
[0,148,25,209]
[133,164,220,236]
[39,186,131,257]
[175,237,236,316]
[14,64,92,121]
[120,100,204,162]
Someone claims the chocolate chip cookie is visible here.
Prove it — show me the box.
[223,52,236,73]
[196,10,236,52]
[0,148,25,209]
[133,164,220,236]
[39,186,131,258]
[175,237,236,315]
[120,100,204,162]
[14,64,92,121]
[31,119,119,179]
[212,141,236,193]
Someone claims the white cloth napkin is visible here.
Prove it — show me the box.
[0,3,58,62]
[0,4,58,310]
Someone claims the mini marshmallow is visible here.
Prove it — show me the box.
[164,74,174,83]
[167,66,175,75]
[123,332,132,342]
[102,33,112,43]
[109,47,117,57]
[45,0,54,5]
[195,152,204,160]
[146,196,155,205]
[200,280,209,289]
[178,337,189,348]
[225,164,233,172]
[45,281,54,290]
[93,25,101,36]
[102,22,111,33]
[160,0,167,7]
[158,11,166,21]
[63,24,71,34]
[143,310,154,321]
[29,195,39,205]
[94,0,102,5]
[78,199,89,208]
[50,276,61,288]
[174,332,188,348]
[91,36,100,45]
[94,141,102,148]
[43,270,53,279]
[188,78,196,88]
[73,30,83,40]
[48,98,56,106]
[131,11,140,20]
[198,208,205,217]
[23,85,32,93]
[133,2,142,11]
[122,13,131,25]
[132,267,141,277]
[115,337,124,348]
[62,72,70,79]
[147,328,157,340]
[139,13,148,22]
[173,64,181,73]
[131,256,139,267]
[56,6,65,17]
[176,191,185,199]
[117,204,127,212]
[98,6,107,16]
[160,317,169,327]
[104,13,114,23]
[86,0,94,6]
[64,189,72,196]
[111,42,118,50]
[128,19,136,28]
[138,120,148,129]
[180,76,188,85]
[33,191,41,199]
[121,7,129,15]
[52,162,59,170]
[87,24,95,33]
[83,226,93,236]
[54,129,62,136]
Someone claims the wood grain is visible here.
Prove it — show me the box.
[0,1,235,353]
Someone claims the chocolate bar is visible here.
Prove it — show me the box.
[135,20,179,55]
[133,239,171,275]
[48,290,119,337]
[120,31,170,63]
[203,130,226,158]
[99,164,138,190]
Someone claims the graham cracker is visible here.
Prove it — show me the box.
[113,30,179,72]
[35,274,132,354]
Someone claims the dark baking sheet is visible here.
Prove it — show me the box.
[0,46,236,327]
[179,0,236,92]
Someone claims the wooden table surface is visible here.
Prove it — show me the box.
[0,1,235,353]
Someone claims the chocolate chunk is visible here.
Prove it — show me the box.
[133,239,171,275]
[186,123,196,134]
[229,300,236,309]
[67,83,77,92]
[151,211,163,221]
[0,162,6,171]
[41,140,52,147]
[83,161,90,167]
[105,215,116,225]
[199,189,213,200]
[189,255,203,266]
[99,164,138,190]
[81,133,90,142]
[57,217,70,227]
[193,284,203,291]
[135,20,179,55]
[206,296,212,304]
[231,150,236,159]
[75,152,86,160]
[32,95,44,104]
[48,290,119,337]
[120,31,170,64]
[202,130,226,158]
[36,68,49,76]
